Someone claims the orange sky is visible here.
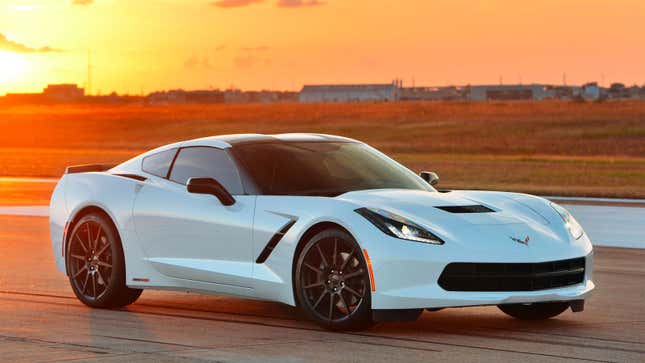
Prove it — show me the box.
[0,0,643,95]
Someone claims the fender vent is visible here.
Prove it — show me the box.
[435,205,494,213]
[255,219,297,263]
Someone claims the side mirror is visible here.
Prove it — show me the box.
[420,171,439,186]
[187,177,236,206]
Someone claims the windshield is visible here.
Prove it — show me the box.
[232,142,434,196]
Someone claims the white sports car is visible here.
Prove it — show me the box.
[50,133,594,330]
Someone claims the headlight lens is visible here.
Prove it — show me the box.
[355,207,444,244]
[550,202,584,240]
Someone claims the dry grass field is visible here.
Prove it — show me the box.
[1,100,644,200]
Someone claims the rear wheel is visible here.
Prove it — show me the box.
[295,228,373,331]
[66,213,142,308]
[498,302,570,320]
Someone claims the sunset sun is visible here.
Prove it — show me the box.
[0,51,27,83]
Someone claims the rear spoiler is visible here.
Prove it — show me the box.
[65,164,115,174]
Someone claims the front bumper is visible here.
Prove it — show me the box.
[363,231,595,310]
[374,277,594,309]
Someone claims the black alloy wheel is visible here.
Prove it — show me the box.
[66,213,142,308]
[295,228,373,330]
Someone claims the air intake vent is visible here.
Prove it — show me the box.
[435,205,495,213]
[438,257,586,291]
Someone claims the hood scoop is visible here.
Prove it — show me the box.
[435,205,495,213]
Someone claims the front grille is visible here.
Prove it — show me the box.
[438,257,585,291]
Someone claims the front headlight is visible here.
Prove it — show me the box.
[550,202,584,240]
[355,207,444,245]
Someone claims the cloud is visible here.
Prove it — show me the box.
[277,0,324,7]
[211,0,263,8]
[234,55,258,68]
[211,0,324,9]
[72,0,93,5]
[0,33,60,53]
[234,55,271,69]
[184,56,212,70]
[241,46,269,52]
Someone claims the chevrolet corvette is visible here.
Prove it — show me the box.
[49,133,594,330]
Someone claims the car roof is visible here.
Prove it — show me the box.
[181,133,359,148]
[112,133,361,177]
[132,133,359,160]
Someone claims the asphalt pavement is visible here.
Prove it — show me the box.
[1,180,644,362]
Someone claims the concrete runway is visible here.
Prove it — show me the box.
[1,214,645,362]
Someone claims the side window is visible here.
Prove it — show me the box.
[169,147,244,194]
[142,148,177,178]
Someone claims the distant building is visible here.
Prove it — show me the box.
[466,84,548,101]
[185,90,225,103]
[246,90,280,103]
[86,92,143,104]
[400,86,462,101]
[222,89,247,103]
[146,89,225,104]
[581,82,600,100]
[43,84,84,102]
[276,91,299,102]
[608,83,630,99]
[299,83,400,103]
[629,85,645,99]
[3,93,45,104]
[545,85,577,100]
[2,80,643,105]
[145,89,295,104]
[2,84,85,104]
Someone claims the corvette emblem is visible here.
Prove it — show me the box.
[510,235,530,245]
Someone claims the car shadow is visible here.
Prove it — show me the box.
[366,306,592,338]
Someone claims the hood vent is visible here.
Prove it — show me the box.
[436,205,495,213]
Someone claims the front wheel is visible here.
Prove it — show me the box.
[66,213,142,308]
[498,302,570,320]
[295,228,373,331]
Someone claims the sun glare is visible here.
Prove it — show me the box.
[0,52,27,83]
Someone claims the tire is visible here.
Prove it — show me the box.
[66,213,142,308]
[295,228,373,331]
[498,302,570,320]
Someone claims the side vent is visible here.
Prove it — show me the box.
[256,219,297,263]
[436,205,495,213]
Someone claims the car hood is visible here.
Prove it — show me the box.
[337,189,570,250]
